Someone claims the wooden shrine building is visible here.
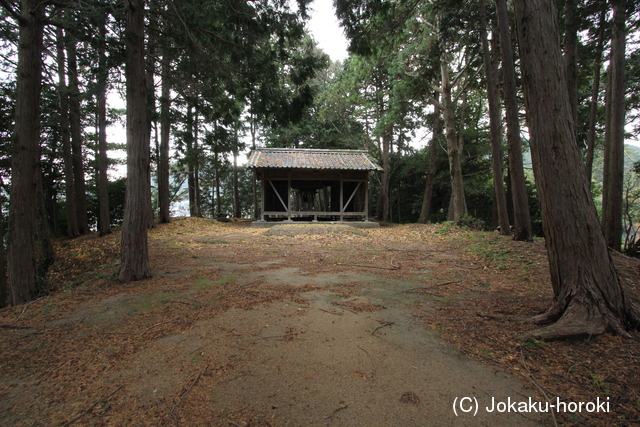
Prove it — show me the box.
[247,148,382,226]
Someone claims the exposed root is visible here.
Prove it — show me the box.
[531,301,566,325]
[519,302,612,341]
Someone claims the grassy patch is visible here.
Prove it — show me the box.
[202,239,229,245]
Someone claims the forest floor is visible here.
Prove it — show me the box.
[1,218,639,426]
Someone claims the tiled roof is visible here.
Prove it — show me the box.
[247,148,382,171]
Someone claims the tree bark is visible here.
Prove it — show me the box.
[186,102,196,217]
[563,0,579,129]
[495,0,532,241]
[36,170,53,275]
[56,27,79,238]
[158,53,171,223]
[380,129,391,222]
[97,15,111,236]
[585,8,607,184]
[8,0,45,305]
[145,30,156,228]
[66,38,89,234]
[419,103,441,223]
[119,0,152,282]
[233,126,241,218]
[193,106,201,217]
[602,0,626,251]
[441,60,467,220]
[480,0,510,235]
[0,201,5,308]
[514,0,640,340]
[251,117,259,219]
[215,145,221,216]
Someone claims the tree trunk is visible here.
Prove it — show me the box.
[251,118,259,219]
[563,0,579,129]
[441,60,467,220]
[36,171,53,276]
[602,0,626,251]
[233,126,241,218]
[56,27,79,238]
[480,0,510,235]
[119,0,152,282]
[514,0,640,340]
[193,106,201,217]
[186,103,196,217]
[419,103,441,223]
[495,0,532,241]
[66,38,89,234]
[380,129,391,222]
[0,201,6,308]
[158,53,171,223]
[585,8,607,184]
[145,28,156,228]
[8,0,45,305]
[97,15,111,236]
[215,147,221,216]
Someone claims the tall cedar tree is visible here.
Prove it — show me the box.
[495,0,532,241]
[56,27,80,238]
[418,101,441,223]
[119,0,152,282]
[514,0,640,339]
[158,52,171,223]
[480,0,510,235]
[97,13,111,235]
[7,0,45,304]
[602,0,626,251]
[67,37,89,234]
[585,8,607,183]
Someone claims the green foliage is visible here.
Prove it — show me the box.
[455,215,486,230]
[84,177,126,229]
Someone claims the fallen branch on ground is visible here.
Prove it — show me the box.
[140,316,181,336]
[324,403,349,419]
[170,371,203,421]
[13,296,45,325]
[336,262,399,270]
[319,308,343,316]
[62,384,124,426]
[476,312,529,323]
[402,279,465,293]
[520,349,558,427]
[372,321,395,336]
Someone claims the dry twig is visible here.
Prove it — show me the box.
[61,384,124,426]
[402,279,465,293]
[140,316,181,336]
[170,371,202,420]
[520,349,558,427]
[372,321,395,336]
[337,262,399,270]
[13,296,44,325]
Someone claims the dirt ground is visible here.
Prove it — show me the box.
[1,218,639,426]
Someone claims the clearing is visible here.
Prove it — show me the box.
[1,218,639,426]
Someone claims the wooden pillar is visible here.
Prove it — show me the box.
[260,178,265,220]
[340,173,344,221]
[287,171,292,221]
[364,178,369,221]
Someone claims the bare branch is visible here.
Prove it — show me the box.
[0,0,23,23]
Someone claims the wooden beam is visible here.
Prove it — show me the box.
[343,182,362,212]
[268,180,288,212]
